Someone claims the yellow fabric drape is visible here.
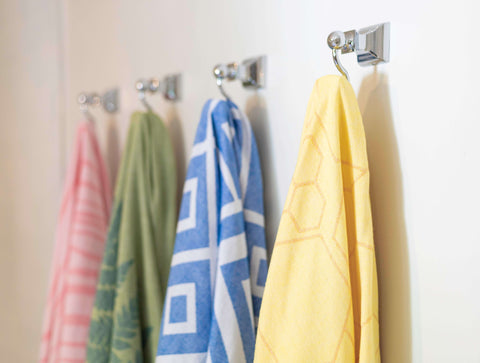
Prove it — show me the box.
[254,75,380,362]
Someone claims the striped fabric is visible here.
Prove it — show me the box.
[156,100,268,363]
[40,122,112,363]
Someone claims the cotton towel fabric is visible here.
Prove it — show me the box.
[254,75,380,362]
[40,121,112,363]
[156,100,268,363]
[87,111,177,363]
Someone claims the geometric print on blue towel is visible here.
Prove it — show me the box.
[156,99,268,363]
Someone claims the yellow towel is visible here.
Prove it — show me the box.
[254,75,380,363]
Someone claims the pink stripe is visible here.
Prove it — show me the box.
[60,341,87,348]
[79,158,100,174]
[42,332,52,340]
[70,245,103,262]
[76,210,106,223]
[76,198,104,212]
[63,314,92,326]
[75,218,106,233]
[66,284,97,295]
[69,268,99,278]
[78,180,102,195]
[72,228,106,242]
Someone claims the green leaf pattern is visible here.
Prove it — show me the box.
[87,202,148,363]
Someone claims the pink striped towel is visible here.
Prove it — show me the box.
[39,121,112,363]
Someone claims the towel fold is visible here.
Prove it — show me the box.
[87,111,177,363]
[40,121,112,363]
[156,100,268,363]
[254,76,380,362]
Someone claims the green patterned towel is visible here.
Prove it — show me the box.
[87,111,177,363]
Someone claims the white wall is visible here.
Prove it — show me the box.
[0,0,63,361]
[2,0,479,362]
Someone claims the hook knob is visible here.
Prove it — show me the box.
[77,93,87,105]
[149,78,160,92]
[213,64,230,80]
[90,94,101,107]
[327,31,346,50]
[77,93,100,109]
[213,64,224,79]
[135,80,147,92]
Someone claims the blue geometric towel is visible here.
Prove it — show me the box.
[156,99,268,363]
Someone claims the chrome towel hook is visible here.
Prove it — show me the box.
[327,22,390,81]
[213,56,266,101]
[135,74,181,111]
[77,88,119,121]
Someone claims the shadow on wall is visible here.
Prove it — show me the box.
[105,116,121,189]
[245,94,280,258]
[165,104,186,211]
[357,70,412,363]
